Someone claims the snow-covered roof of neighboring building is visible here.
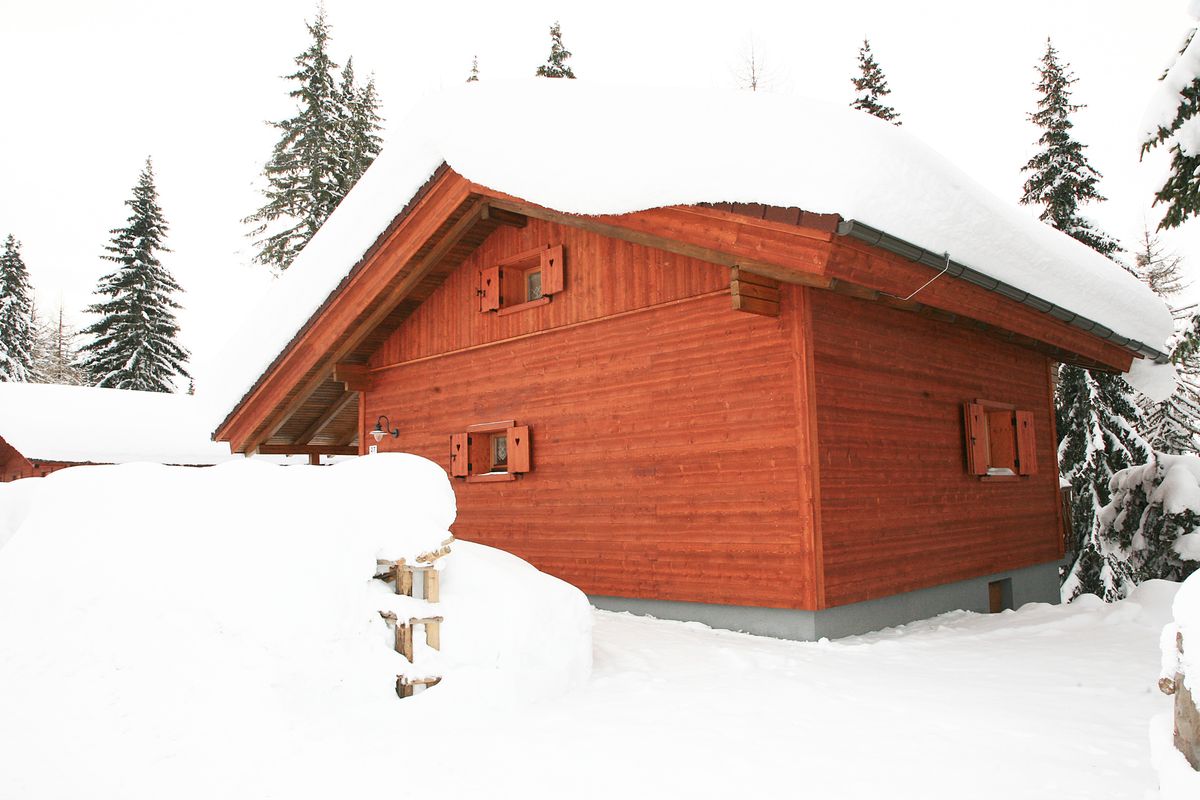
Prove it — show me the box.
[0,382,234,465]
[204,81,1176,426]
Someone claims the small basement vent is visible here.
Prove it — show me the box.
[988,578,1013,614]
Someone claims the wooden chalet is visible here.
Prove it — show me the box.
[213,89,1170,638]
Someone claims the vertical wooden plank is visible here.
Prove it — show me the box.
[1015,410,1037,475]
[541,244,564,295]
[789,285,824,609]
[479,266,500,312]
[423,569,440,603]
[396,565,413,597]
[1046,359,1065,557]
[449,432,469,477]
[507,426,531,473]
[963,403,989,475]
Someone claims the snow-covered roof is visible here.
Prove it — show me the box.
[205,81,1175,426]
[0,382,234,465]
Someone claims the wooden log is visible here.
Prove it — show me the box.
[1173,633,1200,770]
[424,569,440,603]
[397,620,414,662]
[396,564,414,597]
[396,675,442,699]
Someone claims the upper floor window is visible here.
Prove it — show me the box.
[478,245,564,314]
[963,400,1037,479]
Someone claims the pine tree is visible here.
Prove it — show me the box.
[245,9,384,272]
[1142,28,1200,230]
[337,57,384,198]
[535,22,576,79]
[1058,364,1150,598]
[77,159,189,392]
[0,234,35,382]
[1134,230,1200,455]
[1019,39,1119,256]
[467,55,480,83]
[850,39,900,125]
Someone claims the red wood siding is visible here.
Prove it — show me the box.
[369,218,730,367]
[364,225,819,609]
[810,290,1062,608]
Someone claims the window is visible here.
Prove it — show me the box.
[963,400,1037,479]
[478,244,564,314]
[449,420,531,483]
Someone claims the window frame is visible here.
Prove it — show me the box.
[449,420,532,483]
[479,244,564,316]
[963,399,1037,481]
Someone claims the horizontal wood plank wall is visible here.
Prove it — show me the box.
[810,290,1061,608]
[0,456,71,482]
[365,233,818,607]
[369,218,730,367]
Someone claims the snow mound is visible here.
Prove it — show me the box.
[0,381,234,465]
[0,455,591,798]
[202,80,1173,430]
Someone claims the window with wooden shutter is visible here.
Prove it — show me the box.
[963,399,1037,480]
[478,266,501,312]
[449,420,533,483]
[449,433,469,477]
[480,244,565,316]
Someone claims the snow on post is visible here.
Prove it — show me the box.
[0,454,591,797]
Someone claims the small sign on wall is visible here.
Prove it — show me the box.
[368,445,378,455]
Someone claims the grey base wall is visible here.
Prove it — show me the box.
[589,560,1062,641]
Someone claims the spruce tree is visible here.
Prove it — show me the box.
[850,39,900,125]
[535,22,576,79]
[1016,41,1148,597]
[1134,230,1200,455]
[0,234,35,382]
[1019,39,1119,256]
[337,57,384,198]
[467,56,480,83]
[77,159,190,392]
[1142,28,1200,230]
[245,9,383,272]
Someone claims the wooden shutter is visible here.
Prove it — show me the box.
[507,426,530,473]
[963,403,989,475]
[449,433,469,477]
[1015,410,1037,475]
[479,266,501,312]
[540,245,564,296]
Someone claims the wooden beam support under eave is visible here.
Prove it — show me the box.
[241,196,492,455]
[294,390,358,446]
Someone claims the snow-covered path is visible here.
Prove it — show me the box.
[409,590,1171,799]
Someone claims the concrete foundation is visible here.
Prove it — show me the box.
[589,560,1062,641]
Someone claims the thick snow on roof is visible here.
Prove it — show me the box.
[206,80,1174,427]
[0,382,234,465]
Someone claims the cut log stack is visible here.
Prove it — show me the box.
[376,537,453,698]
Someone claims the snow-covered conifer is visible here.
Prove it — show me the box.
[338,57,384,199]
[535,22,576,79]
[1019,39,1119,257]
[77,159,189,392]
[467,55,480,83]
[245,9,382,271]
[850,39,900,125]
[1142,25,1200,230]
[0,234,35,382]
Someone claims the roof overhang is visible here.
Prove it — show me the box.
[215,166,1140,454]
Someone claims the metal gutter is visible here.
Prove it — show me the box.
[836,220,1170,364]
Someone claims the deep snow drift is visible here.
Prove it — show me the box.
[202,80,1173,429]
[0,456,591,799]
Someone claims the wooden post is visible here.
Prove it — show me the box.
[396,564,413,597]
[1175,633,1200,770]
[424,569,440,603]
[396,620,414,662]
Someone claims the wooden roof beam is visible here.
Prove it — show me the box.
[293,390,358,446]
[241,197,492,454]
[255,444,358,457]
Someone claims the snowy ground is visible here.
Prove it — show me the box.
[396,591,1173,800]
[0,460,1182,798]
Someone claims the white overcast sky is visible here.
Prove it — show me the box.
[1,0,1197,391]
